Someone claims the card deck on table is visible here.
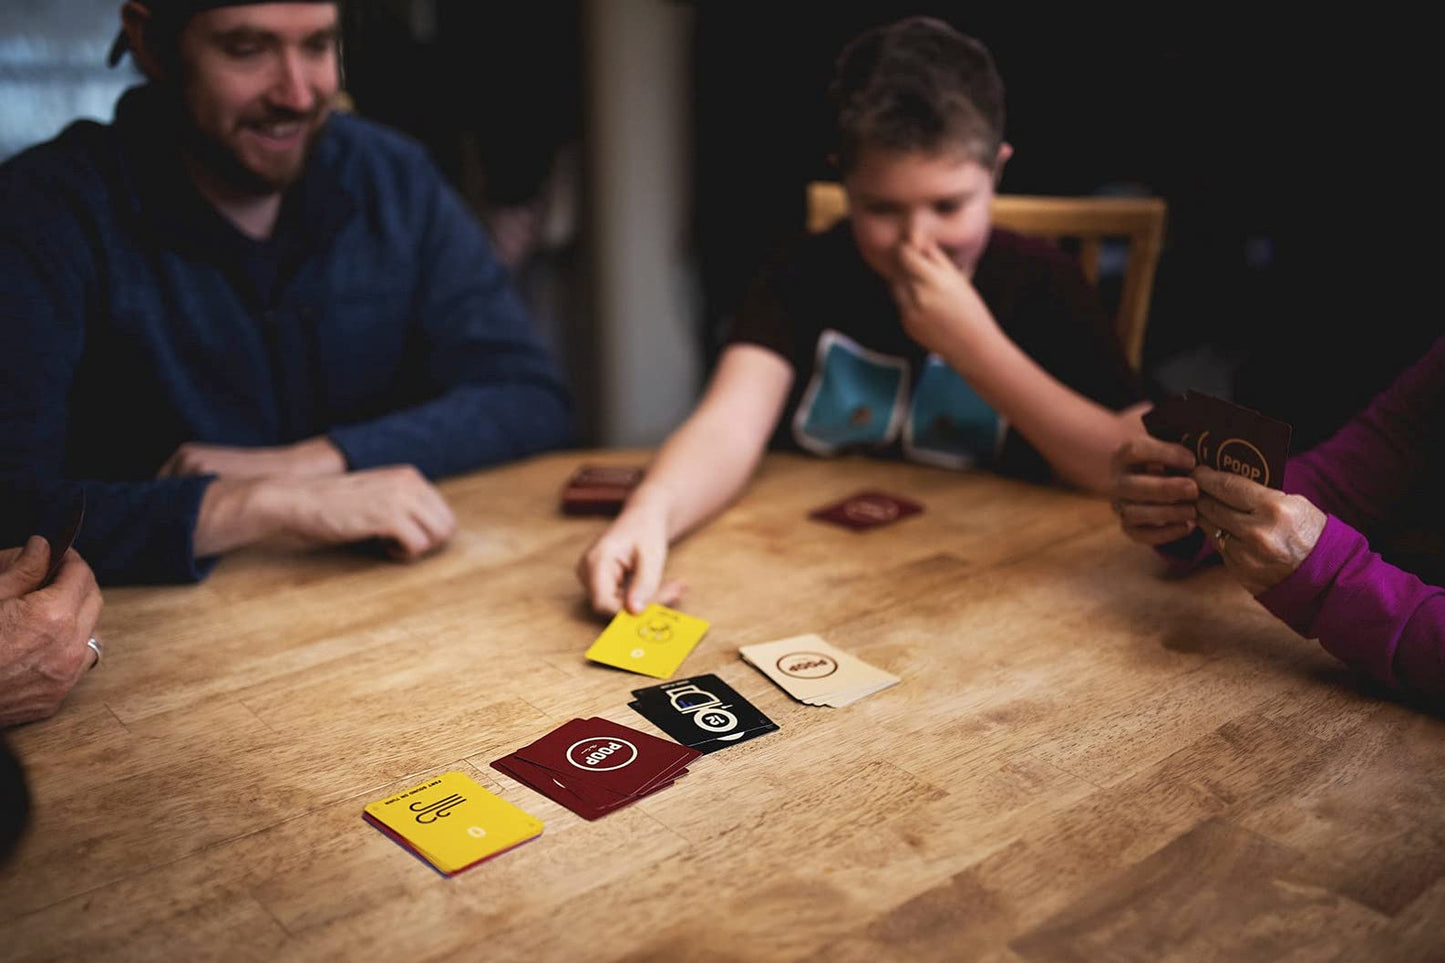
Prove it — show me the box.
[561,465,646,516]
[739,634,899,707]
[1143,390,1292,490]
[492,717,701,820]
[629,674,779,754]
[34,489,85,588]
[809,490,923,532]
[363,770,543,876]
[585,603,711,679]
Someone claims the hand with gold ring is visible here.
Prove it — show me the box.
[1194,466,1327,596]
[0,538,105,727]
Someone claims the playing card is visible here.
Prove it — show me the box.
[34,489,85,588]
[739,634,899,707]
[561,465,645,516]
[491,753,622,819]
[493,717,700,820]
[809,490,923,531]
[363,770,543,876]
[585,604,711,680]
[629,674,778,753]
[1143,390,1291,490]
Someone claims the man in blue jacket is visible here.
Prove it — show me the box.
[0,0,572,584]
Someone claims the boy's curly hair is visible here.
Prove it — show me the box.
[829,17,1005,174]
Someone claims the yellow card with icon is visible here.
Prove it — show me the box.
[586,603,711,679]
[363,770,543,876]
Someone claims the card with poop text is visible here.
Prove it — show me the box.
[1143,390,1291,489]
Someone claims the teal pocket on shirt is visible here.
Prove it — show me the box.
[903,355,1004,469]
[791,329,909,455]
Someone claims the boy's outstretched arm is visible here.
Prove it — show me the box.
[577,344,794,616]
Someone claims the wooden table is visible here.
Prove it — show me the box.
[3,452,1443,962]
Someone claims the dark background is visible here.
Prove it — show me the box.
[340,2,1437,449]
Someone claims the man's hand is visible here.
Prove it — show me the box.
[0,538,103,727]
[262,466,457,560]
[1194,466,1327,596]
[890,239,996,358]
[158,436,346,480]
[577,497,686,618]
[1109,436,1200,546]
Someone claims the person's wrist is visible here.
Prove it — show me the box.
[204,476,296,553]
[251,475,314,539]
[623,482,676,533]
[287,437,347,476]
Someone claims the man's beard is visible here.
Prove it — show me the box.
[181,104,328,197]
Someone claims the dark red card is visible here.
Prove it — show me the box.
[1143,390,1291,490]
[809,491,923,531]
[492,754,620,820]
[36,490,85,588]
[561,465,645,516]
[494,718,698,819]
[515,718,697,798]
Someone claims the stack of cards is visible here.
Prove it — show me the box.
[560,465,645,516]
[629,674,778,754]
[740,634,899,707]
[810,490,923,532]
[492,717,701,820]
[363,770,544,876]
[1143,390,1292,489]
[585,604,711,680]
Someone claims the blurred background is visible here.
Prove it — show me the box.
[2,0,1436,450]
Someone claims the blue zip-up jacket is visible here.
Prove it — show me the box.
[0,85,572,584]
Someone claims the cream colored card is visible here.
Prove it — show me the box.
[739,634,898,704]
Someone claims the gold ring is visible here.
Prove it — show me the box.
[1214,527,1230,546]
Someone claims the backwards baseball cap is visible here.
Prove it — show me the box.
[107,0,337,67]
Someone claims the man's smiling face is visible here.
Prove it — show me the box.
[176,3,340,194]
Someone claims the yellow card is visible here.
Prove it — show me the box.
[364,771,543,875]
[585,603,711,679]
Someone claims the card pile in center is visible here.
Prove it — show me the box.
[492,717,701,820]
[585,603,710,679]
[629,674,779,753]
[739,634,899,707]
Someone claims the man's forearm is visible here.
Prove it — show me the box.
[328,382,571,480]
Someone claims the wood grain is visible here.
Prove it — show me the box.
[3,451,1441,962]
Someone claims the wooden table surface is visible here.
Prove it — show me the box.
[3,451,1443,962]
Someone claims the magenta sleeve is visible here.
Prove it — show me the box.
[1256,514,1445,698]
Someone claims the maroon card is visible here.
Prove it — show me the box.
[809,491,923,531]
[1143,391,1291,490]
[561,465,645,516]
[36,490,85,588]
[494,718,698,819]
[491,753,619,820]
[514,718,698,802]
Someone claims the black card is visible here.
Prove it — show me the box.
[1143,390,1292,490]
[34,490,86,588]
[630,674,778,754]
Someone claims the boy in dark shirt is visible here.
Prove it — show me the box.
[578,17,1149,615]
